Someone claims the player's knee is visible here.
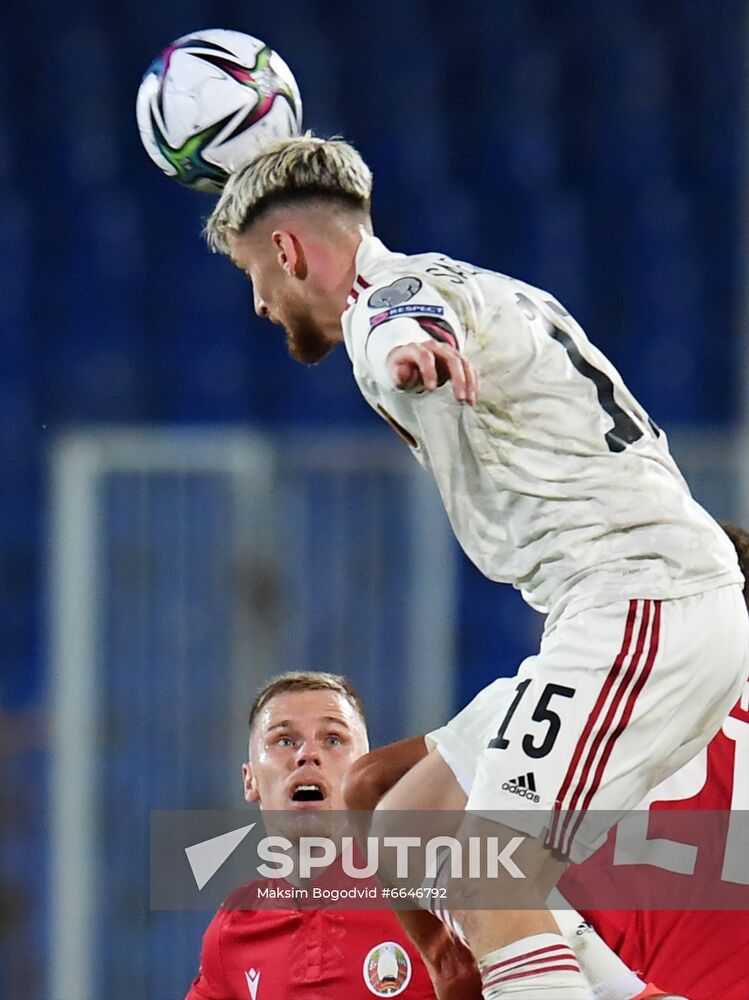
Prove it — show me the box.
[342,753,390,810]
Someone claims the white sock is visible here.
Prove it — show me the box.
[425,860,642,999]
[479,932,591,999]
[431,896,644,1000]
[547,891,646,1000]
[589,974,651,1000]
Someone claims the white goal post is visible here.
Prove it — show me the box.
[47,425,457,1000]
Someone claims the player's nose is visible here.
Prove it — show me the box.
[294,740,322,766]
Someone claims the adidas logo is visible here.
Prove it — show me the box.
[501,772,540,803]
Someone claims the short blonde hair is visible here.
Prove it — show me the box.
[205,134,373,254]
[248,670,367,735]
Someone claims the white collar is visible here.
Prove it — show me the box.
[353,233,393,277]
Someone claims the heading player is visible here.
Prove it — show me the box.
[204,136,748,1000]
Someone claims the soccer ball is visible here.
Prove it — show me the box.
[136,29,303,194]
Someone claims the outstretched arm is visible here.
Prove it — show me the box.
[342,735,430,809]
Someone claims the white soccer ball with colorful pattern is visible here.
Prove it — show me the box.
[136,29,303,193]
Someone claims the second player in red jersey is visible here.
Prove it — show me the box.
[187,881,435,1000]
[570,523,749,1000]
[574,677,749,1000]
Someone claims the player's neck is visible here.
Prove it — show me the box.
[316,231,365,339]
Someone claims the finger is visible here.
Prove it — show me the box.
[388,346,422,388]
[394,359,421,390]
[447,351,478,406]
[416,345,439,390]
[463,358,477,405]
[444,351,468,402]
[431,343,468,402]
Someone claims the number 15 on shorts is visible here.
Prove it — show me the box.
[489,681,576,759]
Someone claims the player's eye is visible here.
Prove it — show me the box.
[326,734,344,746]
[276,735,295,747]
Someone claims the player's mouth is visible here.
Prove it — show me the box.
[289,779,328,808]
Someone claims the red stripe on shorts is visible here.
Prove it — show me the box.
[564,600,662,854]
[555,600,653,854]
[548,600,639,851]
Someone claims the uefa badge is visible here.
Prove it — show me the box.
[362,941,412,996]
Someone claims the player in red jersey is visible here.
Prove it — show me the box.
[571,522,749,1000]
[185,669,681,1000]
[185,671,479,1000]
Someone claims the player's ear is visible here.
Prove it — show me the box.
[272,229,307,279]
[242,762,260,803]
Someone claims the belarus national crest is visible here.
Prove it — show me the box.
[362,941,412,996]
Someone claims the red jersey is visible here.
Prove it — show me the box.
[565,681,749,1000]
[185,871,436,1000]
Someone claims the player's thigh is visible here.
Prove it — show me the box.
[468,589,748,861]
[643,584,747,777]
[426,675,520,795]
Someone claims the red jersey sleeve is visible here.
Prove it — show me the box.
[570,684,749,1000]
[184,909,232,1000]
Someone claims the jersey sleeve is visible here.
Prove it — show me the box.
[352,275,464,388]
[184,910,232,1000]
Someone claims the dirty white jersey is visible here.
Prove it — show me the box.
[341,236,742,622]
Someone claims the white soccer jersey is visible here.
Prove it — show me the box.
[341,236,742,621]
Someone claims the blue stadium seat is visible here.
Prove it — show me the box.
[1,3,745,992]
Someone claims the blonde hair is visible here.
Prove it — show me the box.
[205,134,373,254]
[248,670,367,735]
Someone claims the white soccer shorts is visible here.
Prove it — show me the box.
[427,585,748,862]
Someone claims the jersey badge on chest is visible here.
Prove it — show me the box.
[363,940,412,995]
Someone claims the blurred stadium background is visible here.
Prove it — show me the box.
[1,1,748,997]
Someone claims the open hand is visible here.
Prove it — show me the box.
[386,341,479,405]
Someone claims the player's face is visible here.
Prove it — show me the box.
[243,689,369,812]
[228,230,337,365]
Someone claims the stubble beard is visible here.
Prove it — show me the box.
[283,306,338,365]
